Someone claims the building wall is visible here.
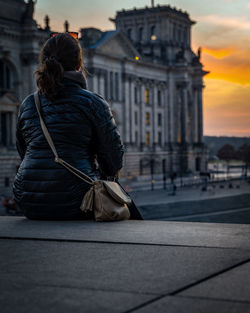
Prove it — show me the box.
[86,47,207,177]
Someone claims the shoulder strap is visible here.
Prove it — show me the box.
[34,91,94,185]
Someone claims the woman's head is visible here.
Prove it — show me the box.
[35,33,84,100]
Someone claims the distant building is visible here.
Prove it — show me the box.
[0,0,208,196]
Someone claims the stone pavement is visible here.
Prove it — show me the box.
[0,217,250,313]
[130,179,250,207]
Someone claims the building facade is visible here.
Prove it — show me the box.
[0,0,208,196]
[81,5,208,178]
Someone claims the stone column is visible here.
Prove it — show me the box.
[189,100,194,145]
[163,87,169,146]
[140,84,146,149]
[131,80,135,143]
[177,82,188,144]
[124,77,130,144]
[192,87,198,143]
[92,73,98,93]
[168,75,175,143]
[153,84,158,145]
[21,52,39,96]
[100,75,105,97]
[197,86,203,143]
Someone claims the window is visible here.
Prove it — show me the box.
[145,112,150,126]
[158,113,162,126]
[134,86,138,104]
[139,27,143,41]
[145,131,150,146]
[109,71,113,100]
[135,111,138,125]
[1,112,13,147]
[135,131,138,144]
[157,90,162,106]
[158,132,162,146]
[0,60,12,92]
[144,88,149,105]
[115,72,119,100]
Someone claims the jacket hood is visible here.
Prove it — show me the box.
[63,70,88,90]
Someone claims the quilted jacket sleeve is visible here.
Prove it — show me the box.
[16,101,27,161]
[90,94,124,177]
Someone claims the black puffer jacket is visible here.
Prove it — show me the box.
[13,75,124,219]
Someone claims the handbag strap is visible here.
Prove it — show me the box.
[34,91,94,185]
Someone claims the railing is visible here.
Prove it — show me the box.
[120,171,249,192]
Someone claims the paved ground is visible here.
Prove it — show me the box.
[130,179,250,207]
[0,216,250,313]
[130,180,250,224]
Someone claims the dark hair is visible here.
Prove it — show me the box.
[35,33,85,101]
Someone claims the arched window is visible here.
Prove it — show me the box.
[0,60,12,93]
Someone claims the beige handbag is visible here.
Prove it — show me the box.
[34,91,131,221]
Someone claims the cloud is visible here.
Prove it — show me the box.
[202,46,237,58]
[199,14,250,30]
[203,78,250,136]
[201,45,250,85]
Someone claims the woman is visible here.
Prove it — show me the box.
[13,32,142,220]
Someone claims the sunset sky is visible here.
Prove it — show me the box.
[34,0,250,137]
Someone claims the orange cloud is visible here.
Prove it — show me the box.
[201,44,250,85]
[203,78,250,136]
[202,46,237,59]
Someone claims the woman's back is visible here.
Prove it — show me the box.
[13,74,124,219]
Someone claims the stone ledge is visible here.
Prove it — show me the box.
[0,216,250,249]
[0,217,250,313]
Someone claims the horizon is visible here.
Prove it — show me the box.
[34,0,250,137]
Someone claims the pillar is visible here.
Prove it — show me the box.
[131,80,135,143]
[124,78,130,144]
[140,84,146,148]
[197,87,203,143]
[153,84,158,145]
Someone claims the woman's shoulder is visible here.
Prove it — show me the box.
[18,93,36,117]
[77,89,111,112]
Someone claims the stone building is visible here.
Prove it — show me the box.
[81,5,208,178]
[0,0,50,196]
[0,0,208,196]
